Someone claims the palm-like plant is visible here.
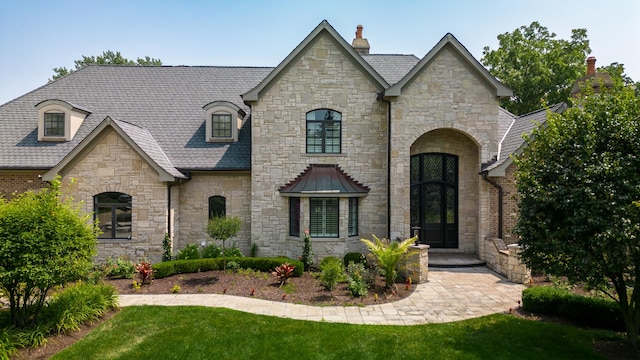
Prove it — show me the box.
[360,235,417,288]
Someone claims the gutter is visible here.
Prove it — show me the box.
[480,171,503,239]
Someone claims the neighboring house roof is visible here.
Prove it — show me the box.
[43,117,187,181]
[385,33,512,98]
[485,103,567,175]
[0,65,273,171]
[279,164,370,197]
[242,20,390,103]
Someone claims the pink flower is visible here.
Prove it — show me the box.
[304,230,309,235]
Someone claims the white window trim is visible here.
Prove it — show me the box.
[203,101,246,143]
[36,99,90,142]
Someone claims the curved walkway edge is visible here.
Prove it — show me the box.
[118,267,524,325]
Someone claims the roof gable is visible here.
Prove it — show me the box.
[43,116,186,181]
[242,20,389,103]
[385,33,512,98]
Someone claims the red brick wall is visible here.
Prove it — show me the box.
[0,172,49,200]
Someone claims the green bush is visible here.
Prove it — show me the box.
[226,261,241,272]
[201,243,222,258]
[152,257,303,279]
[104,257,136,279]
[522,286,624,331]
[177,244,201,260]
[346,262,368,297]
[224,246,244,258]
[319,257,345,291]
[344,252,367,267]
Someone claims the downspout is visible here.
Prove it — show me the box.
[378,93,392,240]
[167,171,190,238]
[481,171,503,239]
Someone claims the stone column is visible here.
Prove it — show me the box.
[507,244,530,284]
[405,244,429,283]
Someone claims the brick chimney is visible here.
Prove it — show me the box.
[351,25,370,55]
[586,56,596,75]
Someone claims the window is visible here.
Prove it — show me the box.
[289,197,301,236]
[95,192,132,239]
[211,113,232,138]
[306,109,341,153]
[310,198,338,237]
[348,197,358,236]
[44,112,65,137]
[203,101,246,143]
[208,196,226,220]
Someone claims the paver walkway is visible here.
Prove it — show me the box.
[119,267,523,325]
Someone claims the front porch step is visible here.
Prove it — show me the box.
[428,253,486,268]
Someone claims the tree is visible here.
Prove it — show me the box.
[0,177,99,327]
[51,50,162,80]
[482,22,590,115]
[205,216,241,271]
[514,81,640,349]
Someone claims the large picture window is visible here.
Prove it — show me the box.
[310,198,338,237]
[306,109,341,153]
[208,196,226,219]
[95,192,132,239]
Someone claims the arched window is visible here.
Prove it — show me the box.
[95,192,132,239]
[306,109,341,154]
[208,196,226,219]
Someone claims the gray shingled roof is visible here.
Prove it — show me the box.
[0,52,424,171]
[361,54,420,85]
[0,65,273,170]
[485,103,567,173]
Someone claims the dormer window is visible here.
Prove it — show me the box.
[35,99,90,142]
[44,112,65,137]
[203,101,246,143]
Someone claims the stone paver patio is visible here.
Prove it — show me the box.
[119,267,523,325]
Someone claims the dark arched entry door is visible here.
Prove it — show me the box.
[410,153,458,248]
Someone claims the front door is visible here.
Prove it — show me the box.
[410,153,458,248]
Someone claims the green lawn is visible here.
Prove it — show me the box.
[52,306,610,360]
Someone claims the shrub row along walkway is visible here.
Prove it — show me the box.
[118,267,524,325]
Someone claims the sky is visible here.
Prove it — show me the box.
[0,0,638,105]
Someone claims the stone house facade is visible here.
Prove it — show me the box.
[0,20,550,264]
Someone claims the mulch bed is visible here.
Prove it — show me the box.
[106,270,415,306]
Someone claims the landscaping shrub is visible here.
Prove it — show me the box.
[135,261,154,285]
[346,262,368,297]
[522,286,624,331]
[226,261,241,272]
[223,245,244,258]
[343,252,367,267]
[105,257,136,279]
[201,243,222,258]
[319,257,345,291]
[152,257,303,279]
[177,244,200,260]
[301,230,313,271]
[162,233,172,262]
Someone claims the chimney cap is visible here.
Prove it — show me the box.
[352,24,370,54]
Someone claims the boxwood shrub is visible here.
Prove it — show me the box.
[153,257,303,279]
[522,286,624,331]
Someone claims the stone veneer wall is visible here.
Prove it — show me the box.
[488,163,519,244]
[61,129,168,263]
[484,238,530,284]
[389,45,501,252]
[0,171,48,199]
[175,172,251,255]
[250,33,388,259]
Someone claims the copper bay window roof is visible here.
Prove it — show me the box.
[278,164,369,196]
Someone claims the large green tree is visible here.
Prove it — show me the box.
[482,22,590,115]
[51,50,162,80]
[0,177,99,327]
[514,81,640,348]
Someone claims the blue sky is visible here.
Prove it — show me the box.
[0,0,638,105]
